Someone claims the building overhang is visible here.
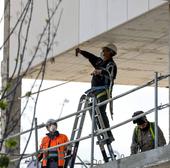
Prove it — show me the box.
[26,3,169,87]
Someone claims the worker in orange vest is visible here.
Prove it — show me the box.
[38,119,69,168]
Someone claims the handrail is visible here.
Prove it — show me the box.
[3,73,170,142]
[2,105,92,141]
[112,73,170,101]
[10,103,169,162]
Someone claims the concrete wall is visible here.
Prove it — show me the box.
[8,0,165,77]
[95,144,170,168]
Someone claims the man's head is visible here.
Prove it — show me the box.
[132,111,148,129]
[101,43,117,60]
[46,119,57,133]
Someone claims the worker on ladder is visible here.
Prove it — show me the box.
[75,43,117,145]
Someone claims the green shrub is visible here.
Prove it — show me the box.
[0,155,9,168]
[5,138,17,149]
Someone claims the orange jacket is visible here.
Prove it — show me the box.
[38,132,69,167]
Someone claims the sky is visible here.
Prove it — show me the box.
[0,1,170,168]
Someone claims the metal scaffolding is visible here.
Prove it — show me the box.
[2,72,169,167]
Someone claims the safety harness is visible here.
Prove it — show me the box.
[96,62,115,120]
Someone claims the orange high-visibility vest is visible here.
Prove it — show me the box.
[38,133,68,167]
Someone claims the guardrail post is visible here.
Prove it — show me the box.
[154,72,158,148]
[168,0,170,144]
[34,118,39,168]
[90,97,95,168]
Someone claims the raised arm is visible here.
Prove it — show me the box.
[75,48,102,68]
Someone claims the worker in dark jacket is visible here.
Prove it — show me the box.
[131,111,166,154]
[75,43,117,144]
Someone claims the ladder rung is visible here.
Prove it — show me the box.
[64,154,72,159]
[73,128,80,132]
[96,138,109,145]
[76,113,82,118]
[80,100,86,103]
[97,129,106,134]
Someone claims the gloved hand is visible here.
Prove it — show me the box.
[91,69,102,76]
[75,48,81,56]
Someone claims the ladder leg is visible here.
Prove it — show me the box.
[64,150,71,168]
[107,143,116,161]
[101,149,109,162]
[64,95,89,168]
[88,99,108,163]
[69,142,79,168]
[97,95,115,143]
[89,96,116,162]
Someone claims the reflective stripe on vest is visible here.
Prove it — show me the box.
[149,124,155,140]
[135,123,155,143]
[48,148,58,158]
[42,150,65,167]
[96,90,107,98]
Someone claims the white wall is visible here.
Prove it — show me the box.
[9,0,79,77]
[149,0,166,9]
[0,0,4,63]
[8,0,166,77]
[108,0,128,29]
[79,0,107,42]
[128,0,149,20]
[79,0,166,43]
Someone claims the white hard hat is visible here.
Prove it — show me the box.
[103,43,117,55]
[46,119,57,127]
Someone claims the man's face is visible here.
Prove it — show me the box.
[138,122,148,130]
[47,123,57,133]
[102,48,112,61]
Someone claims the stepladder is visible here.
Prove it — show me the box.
[64,87,115,168]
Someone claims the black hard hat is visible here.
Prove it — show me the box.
[132,111,147,125]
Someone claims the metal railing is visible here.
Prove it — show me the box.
[2,72,170,167]
[10,103,169,162]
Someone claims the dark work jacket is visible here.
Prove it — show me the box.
[80,50,117,87]
[131,122,166,154]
